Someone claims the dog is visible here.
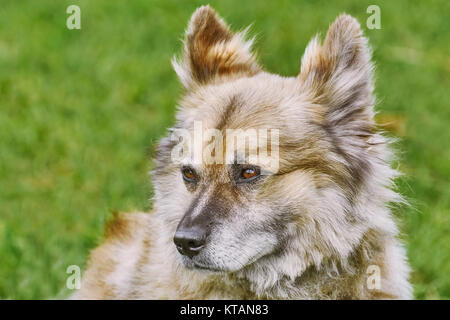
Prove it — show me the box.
[74,6,412,299]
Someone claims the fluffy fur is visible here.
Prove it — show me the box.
[74,6,412,299]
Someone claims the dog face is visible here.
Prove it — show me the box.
[153,6,388,276]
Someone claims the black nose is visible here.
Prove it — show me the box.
[173,229,206,258]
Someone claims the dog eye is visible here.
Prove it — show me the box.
[240,167,260,181]
[182,167,196,182]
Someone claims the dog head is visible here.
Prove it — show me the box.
[152,6,398,283]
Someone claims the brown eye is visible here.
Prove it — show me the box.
[241,167,259,180]
[182,167,196,182]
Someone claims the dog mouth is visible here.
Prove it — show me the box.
[180,255,226,273]
[181,249,275,274]
[177,234,281,273]
[192,262,224,273]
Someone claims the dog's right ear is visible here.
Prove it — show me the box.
[172,5,261,89]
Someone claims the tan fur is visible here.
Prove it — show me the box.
[74,6,412,300]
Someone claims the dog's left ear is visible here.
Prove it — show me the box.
[172,5,261,89]
[300,14,375,135]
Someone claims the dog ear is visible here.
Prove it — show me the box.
[172,5,261,89]
[300,14,375,134]
[299,14,378,182]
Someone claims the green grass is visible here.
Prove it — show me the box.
[0,0,449,299]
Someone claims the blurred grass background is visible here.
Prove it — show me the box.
[0,0,449,299]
